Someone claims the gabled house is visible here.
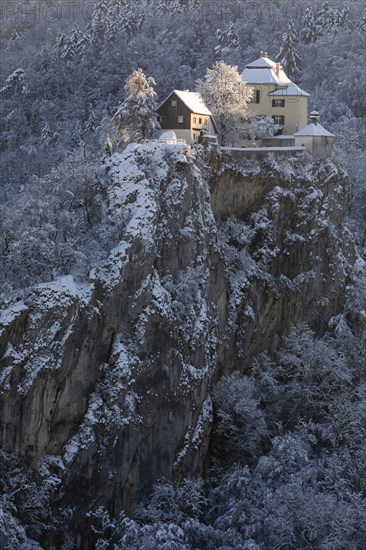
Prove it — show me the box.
[156,90,217,145]
[240,53,309,136]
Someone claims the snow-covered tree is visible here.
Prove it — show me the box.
[276,20,302,76]
[113,68,159,142]
[340,4,350,27]
[41,122,53,145]
[300,4,318,44]
[197,61,252,146]
[155,0,198,14]
[212,372,268,462]
[74,30,91,60]
[241,115,281,141]
[0,68,27,96]
[104,136,113,157]
[214,24,239,59]
[315,1,336,34]
[360,8,366,30]
[70,121,83,149]
[89,0,110,42]
[6,29,19,51]
[85,113,96,134]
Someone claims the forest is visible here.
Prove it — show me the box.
[0,0,365,292]
[1,0,366,548]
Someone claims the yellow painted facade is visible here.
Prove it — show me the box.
[237,55,309,145]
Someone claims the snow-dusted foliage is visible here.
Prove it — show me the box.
[197,61,252,145]
[113,68,160,142]
[241,115,281,140]
[88,316,366,549]
[214,24,240,60]
[0,0,365,546]
[300,4,318,44]
[0,146,110,294]
[276,20,302,76]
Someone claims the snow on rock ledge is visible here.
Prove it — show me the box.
[0,144,356,546]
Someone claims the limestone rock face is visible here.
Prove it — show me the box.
[0,144,355,546]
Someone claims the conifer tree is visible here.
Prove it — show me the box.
[70,121,83,149]
[113,68,159,142]
[6,29,19,51]
[85,113,96,134]
[0,68,27,96]
[89,0,110,42]
[300,4,318,44]
[276,20,302,76]
[41,123,53,145]
[104,136,113,156]
[155,0,196,13]
[315,1,336,34]
[360,8,366,30]
[215,24,239,59]
[341,4,350,26]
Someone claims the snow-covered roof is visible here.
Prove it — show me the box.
[268,83,310,97]
[157,90,212,116]
[174,90,212,115]
[241,67,282,85]
[245,56,276,68]
[294,123,335,137]
[241,56,291,85]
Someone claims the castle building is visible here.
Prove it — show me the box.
[240,52,309,136]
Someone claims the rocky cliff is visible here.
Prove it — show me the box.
[0,143,355,548]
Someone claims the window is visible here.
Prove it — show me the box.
[171,100,177,106]
[204,118,209,126]
[193,116,197,124]
[272,99,285,107]
[159,115,166,124]
[177,115,184,124]
[250,90,260,104]
[199,117,202,124]
[272,115,285,125]
[193,133,196,139]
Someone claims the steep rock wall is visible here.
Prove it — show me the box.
[0,144,355,547]
[211,151,355,369]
